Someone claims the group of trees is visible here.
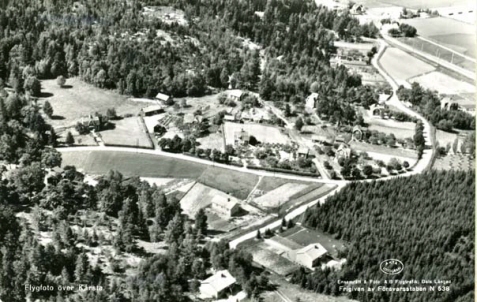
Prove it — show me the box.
[397,83,475,131]
[294,170,474,302]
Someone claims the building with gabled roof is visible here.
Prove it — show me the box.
[211,195,241,218]
[199,270,236,299]
[142,104,165,116]
[226,89,244,101]
[155,92,172,104]
[285,243,328,270]
[183,113,195,124]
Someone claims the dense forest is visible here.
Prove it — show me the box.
[294,171,474,302]
[0,0,380,126]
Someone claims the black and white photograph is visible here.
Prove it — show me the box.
[0,0,474,301]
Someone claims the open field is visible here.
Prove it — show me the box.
[380,47,435,83]
[350,141,417,161]
[224,122,290,146]
[244,242,299,276]
[100,117,153,148]
[355,0,472,9]
[254,183,310,208]
[38,78,144,129]
[398,37,475,71]
[402,17,476,57]
[60,150,208,178]
[281,225,347,258]
[179,183,239,217]
[198,166,259,199]
[409,71,476,94]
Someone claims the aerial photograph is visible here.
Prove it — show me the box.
[0,0,474,301]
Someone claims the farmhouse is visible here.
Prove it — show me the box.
[210,195,241,218]
[226,89,244,102]
[336,143,352,160]
[305,93,318,110]
[155,92,172,104]
[350,4,364,15]
[199,270,236,299]
[79,114,104,131]
[285,243,329,270]
[142,104,165,116]
[234,129,250,146]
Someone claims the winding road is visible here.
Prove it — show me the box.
[58,38,435,251]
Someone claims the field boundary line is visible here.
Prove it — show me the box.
[416,36,476,63]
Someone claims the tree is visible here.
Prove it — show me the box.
[256,230,261,239]
[57,75,66,87]
[284,104,291,117]
[41,148,62,168]
[65,131,74,145]
[310,81,319,93]
[402,161,410,169]
[24,76,41,97]
[295,117,304,131]
[43,101,53,117]
[363,165,373,177]
[194,209,208,237]
[106,108,117,120]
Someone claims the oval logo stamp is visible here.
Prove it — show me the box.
[380,259,404,275]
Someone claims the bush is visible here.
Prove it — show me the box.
[57,75,66,87]
[65,131,75,145]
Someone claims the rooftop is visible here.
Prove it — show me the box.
[142,104,164,113]
[227,89,243,98]
[155,92,170,101]
[297,243,328,260]
[211,195,239,210]
[201,270,236,293]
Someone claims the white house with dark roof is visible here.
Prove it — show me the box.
[226,89,244,101]
[142,104,165,116]
[285,243,329,270]
[199,270,236,299]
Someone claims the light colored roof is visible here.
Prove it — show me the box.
[307,92,318,99]
[378,93,391,103]
[297,243,327,260]
[211,195,238,210]
[227,89,243,98]
[224,115,235,121]
[312,134,332,142]
[297,147,309,154]
[142,104,164,113]
[155,92,170,101]
[201,270,236,292]
[184,113,195,124]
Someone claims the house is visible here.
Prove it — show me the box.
[335,143,352,160]
[155,92,172,104]
[440,96,459,111]
[369,103,386,116]
[305,93,319,110]
[297,147,310,159]
[79,114,103,131]
[350,4,365,15]
[210,195,241,218]
[352,125,368,141]
[334,134,346,144]
[285,243,329,270]
[227,89,244,102]
[234,129,250,146]
[142,105,165,117]
[378,93,391,104]
[199,270,236,299]
[312,135,333,145]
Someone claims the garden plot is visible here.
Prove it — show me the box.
[100,117,153,149]
[409,71,476,95]
[224,122,290,146]
[379,48,435,84]
[253,183,310,209]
